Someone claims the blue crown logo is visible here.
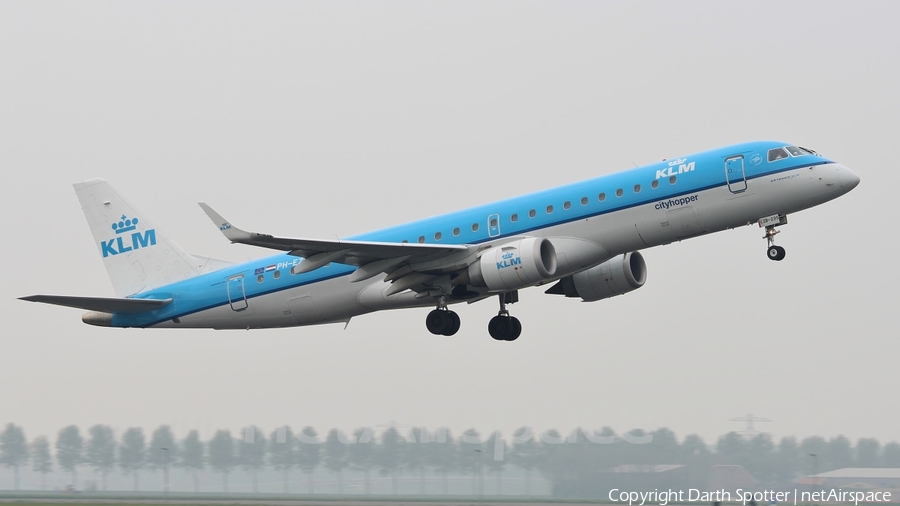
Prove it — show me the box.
[111,214,139,234]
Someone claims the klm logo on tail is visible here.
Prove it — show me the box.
[101,215,156,257]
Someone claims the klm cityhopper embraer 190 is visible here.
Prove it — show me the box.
[21,141,859,341]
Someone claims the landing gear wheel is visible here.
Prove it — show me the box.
[489,292,522,341]
[442,311,461,336]
[507,317,522,341]
[488,315,511,341]
[766,245,786,261]
[426,309,460,336]
[488,315,522,341]
[762,219,787,262]
[426,309,447,335]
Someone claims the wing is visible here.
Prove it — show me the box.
[199,203,475,287]
[19,295,172,314]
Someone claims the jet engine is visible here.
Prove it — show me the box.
[465,237,558,292]
[546,251,647,302]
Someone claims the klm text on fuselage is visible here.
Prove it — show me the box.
[655,160,695,179]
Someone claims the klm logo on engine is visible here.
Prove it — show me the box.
[656,158,695,179]
[497,251,521,270]
[101,214,157,257]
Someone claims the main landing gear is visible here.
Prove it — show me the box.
[763,221,786,261]
[488,292,521,341]
[426,297,460,336]
[424,291,522,340]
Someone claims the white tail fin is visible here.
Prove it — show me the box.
[74,179,205,297]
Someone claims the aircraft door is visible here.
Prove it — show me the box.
[227,274,249,311]
[488,213,501,237]
[725,155,747,193]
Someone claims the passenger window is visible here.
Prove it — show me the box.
[651,180,659,189]
[273,270,281,279]
[510,214,518,222]
[598,193,606,202]
[616,189,623,197]
[471,223,479,232]
[434,232,442,241]
[418,236,425,243]
[581,197,588,205]
[768,148,789,162]
[669,175,677,184]
[634,184,641,193]
[257,275,264,283]
[452,227,460,236]
[529,209,536,218]
[546,205,553,214]
[564,201,571,210]
[490,218,498,227]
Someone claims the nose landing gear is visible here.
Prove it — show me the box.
[488,291,521,341]
[766,243,786,261]
[760,214,788,261]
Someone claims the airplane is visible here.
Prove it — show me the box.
[20,141,859,341]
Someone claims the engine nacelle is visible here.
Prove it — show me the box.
[467,237,558,291]
[548,251,647,302]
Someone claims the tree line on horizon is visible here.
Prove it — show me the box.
[1,422,899,495]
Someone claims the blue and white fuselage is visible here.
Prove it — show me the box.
[22,141,860,340]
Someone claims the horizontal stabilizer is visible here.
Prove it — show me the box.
[19,295,172,314]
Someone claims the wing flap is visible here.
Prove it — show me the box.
[19,295,173,314]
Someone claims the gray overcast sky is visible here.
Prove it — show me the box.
[1,1,897,446]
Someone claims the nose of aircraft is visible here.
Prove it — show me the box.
[840,165,861,190]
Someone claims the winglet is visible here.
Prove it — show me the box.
[198,203,254,243]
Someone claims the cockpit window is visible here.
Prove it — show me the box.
[768,148,789,162]
[786,146,812,157]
